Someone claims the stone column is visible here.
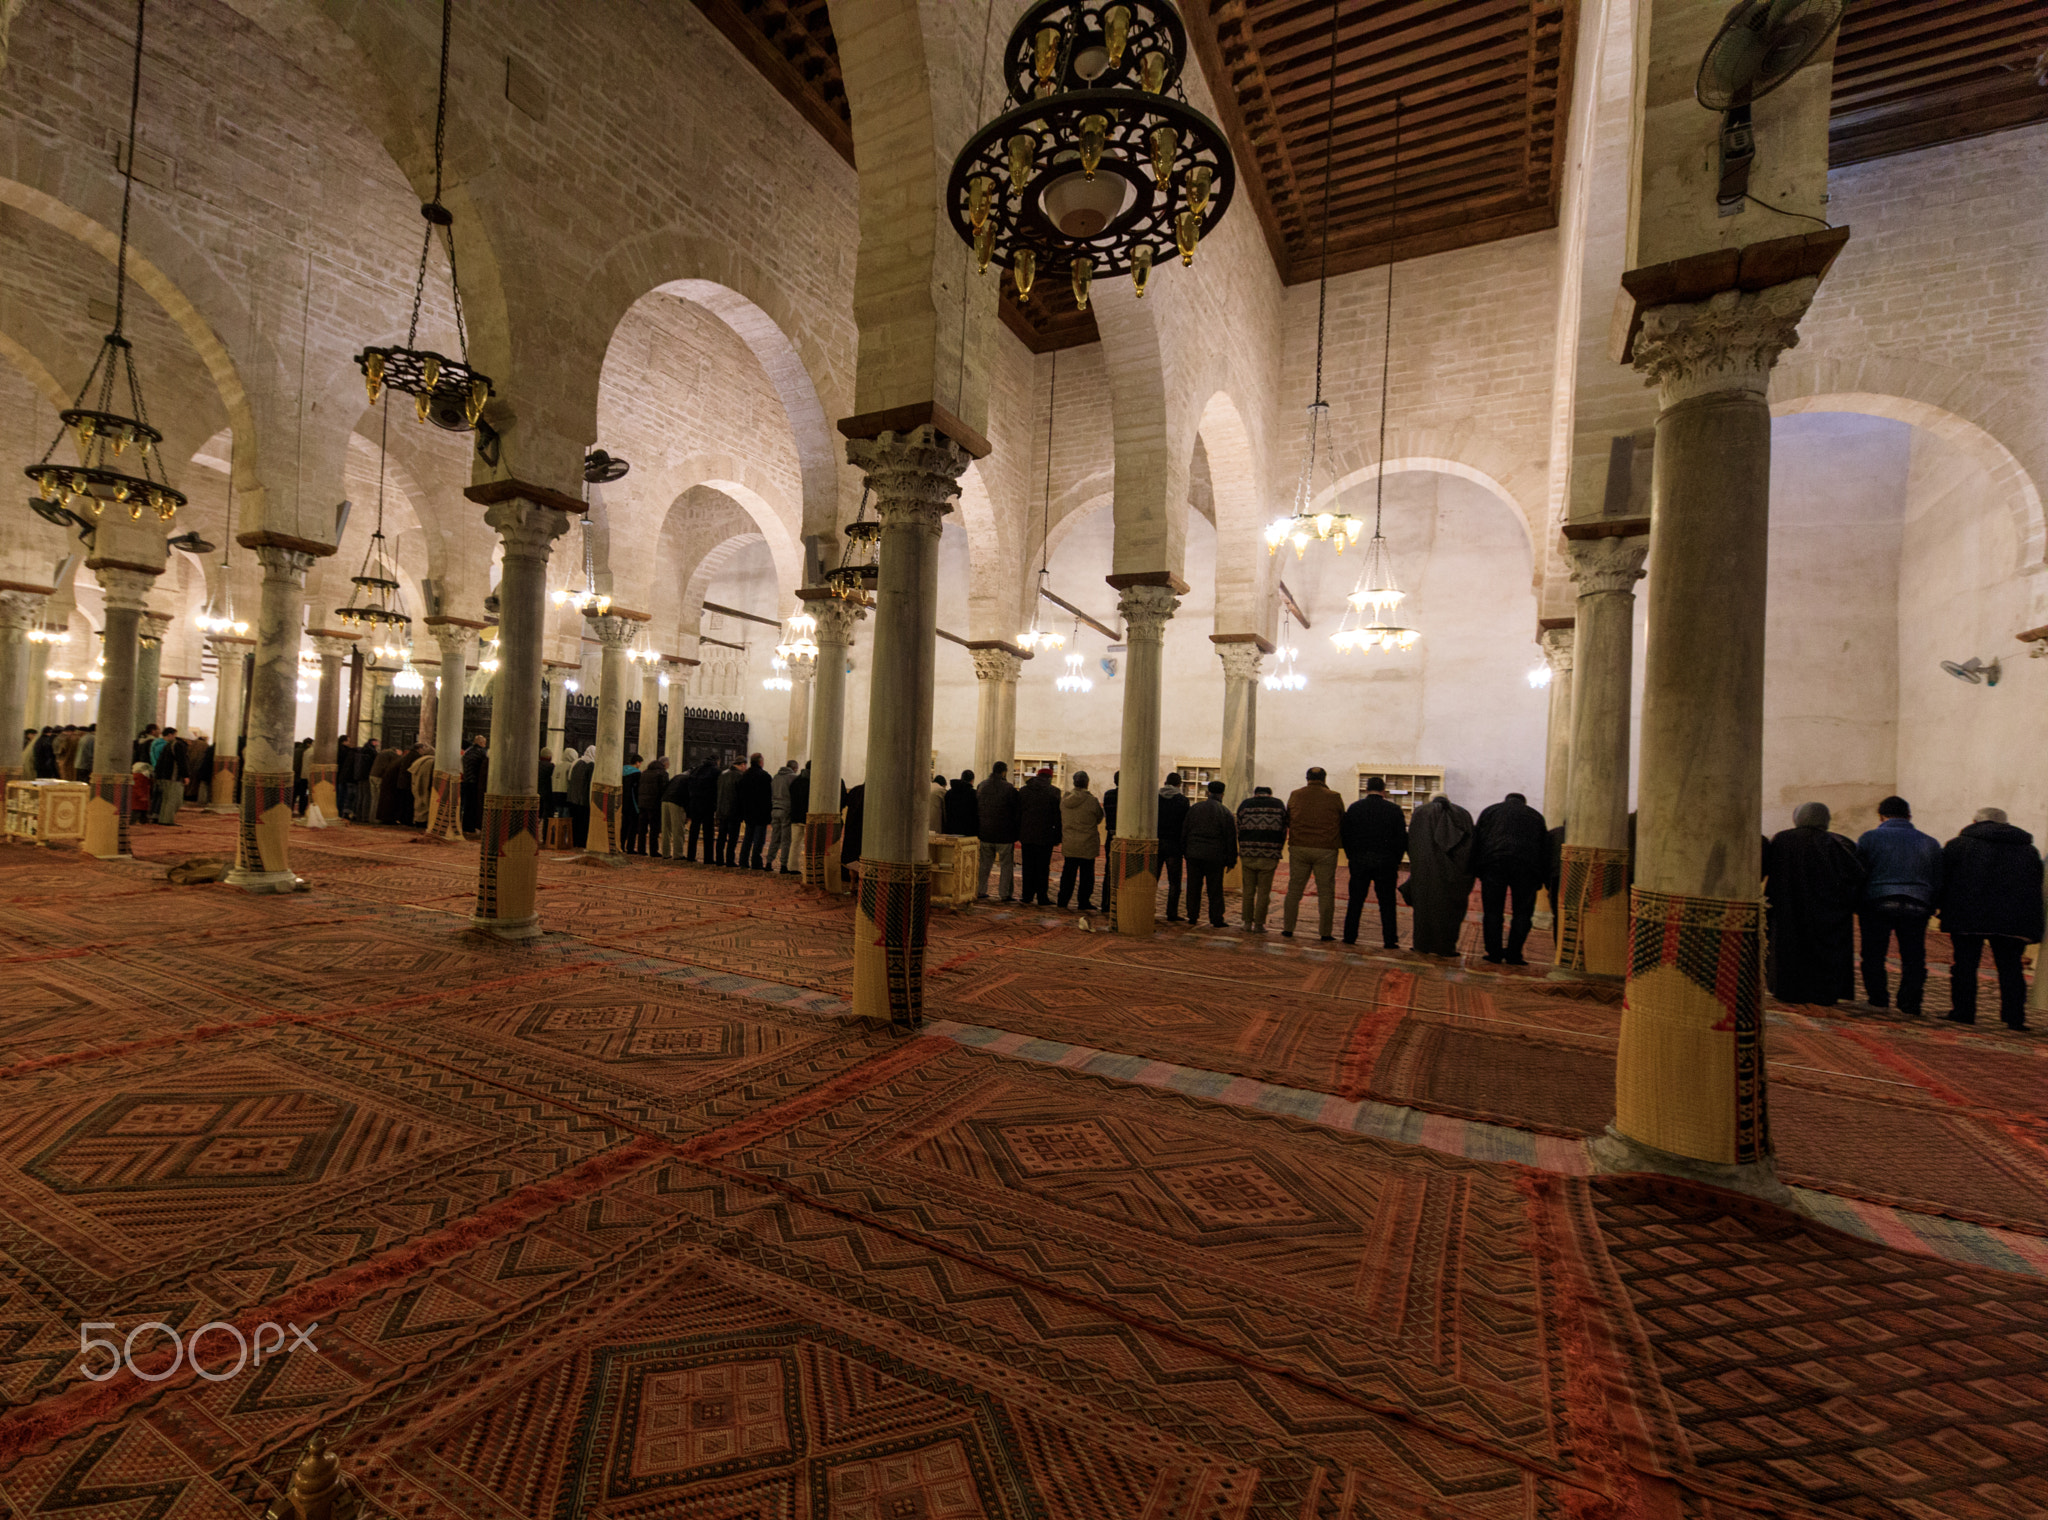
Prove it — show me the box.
[968,645,1023,779]
[544,663,568,757]
[0,589,44,786]
[663,663,692,764]
[228,544,315,891]
[1555,530,1648,976]
[783,664,811,766]
[634,664,660,761]
[1540,623,1576,825]
[25,628,52,731]
[207,636,252,811]
[133,613,168,737]
[1106,580,1181,937]
[1213,637,1265,808]
[416,659,440,756]
[585,610,641,860]
[802,591,864,890]
[1599,278,1819,1197]
[85,567,158,859]
[470,490,572,936]
[847,428,968,1027]
[423,619,478,841]
[304,632,356,819]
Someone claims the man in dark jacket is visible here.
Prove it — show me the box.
[840,782,865,884]
[685,758,720,861]
[943,770,979,838]
[715,755,745,865]
[1182,781,1236,929]
[1940,807,2044,1028]
[660,761,691,859]
[1017,769,1062,907]
[1472,791,1549,965]
[738,752,774,868]
[1341,776,1409,949]
[1157,773,1191,922]
[1855,795,1942,1015]
[1235,786,1288,932]
[459,735,489,835]
[1103,772,1119,837]
[975,762,1019,901]
[1764,802,1866,1005]
[636,755,669,855]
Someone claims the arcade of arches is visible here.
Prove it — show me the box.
[3,1,2048,1515]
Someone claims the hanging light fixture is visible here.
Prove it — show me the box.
[763,657,794,694]
[335,392,412,641]
[26,624,64,646]
[1054,618,1093,692]
[1331,96,1420,657]
[195,435,249,636]
[22,0,187,528]
[826,485,880,605]
[774,607,820,665]
[1264,608,1307,692]
[1265,3,1363,560]
[1016,354,1066,654]
[551,452,628,614]
[353,0,494,444]
[947,2,1235,309]
[477,634,500,674]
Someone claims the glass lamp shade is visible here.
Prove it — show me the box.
[1055,650,1094,693]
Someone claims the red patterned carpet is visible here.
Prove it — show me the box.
[1,811,2046,1518]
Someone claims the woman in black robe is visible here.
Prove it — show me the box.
[1764,801,1865,1005]
[1406,795,1476,956]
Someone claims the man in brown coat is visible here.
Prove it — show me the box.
[1282,766,1345,940]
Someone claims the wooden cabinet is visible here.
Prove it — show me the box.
[5,781,89,845]
[1353,765,1444,821]
[1172,758,1222,798]
[1012,753,1070,788]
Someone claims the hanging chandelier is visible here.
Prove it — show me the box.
[1331,96,1419,657]
[946,1,1235,310]
[551,451,628,614]
[775,608,819,665]
[1017,355,1065,653]
[826,485,880,604]
[625,628,659,666]
[478,633,500,674]
[195,435,248,636]
[353,0,493,440]
[393,660,425,693]
[1264,610,1306,692]
[763,657,793,694]
[27,624,64,646]
[23,0,186,529]
[1055,620,1093,692]
[335,393,412,637]
[1264,2,1362,561]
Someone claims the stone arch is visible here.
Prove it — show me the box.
[955,461,1015,641]
[1321,442,1539,563]
[1194,390,1265,633]
[1769,356,2047,574]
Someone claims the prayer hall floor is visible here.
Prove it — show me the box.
[3,812,2047,1518]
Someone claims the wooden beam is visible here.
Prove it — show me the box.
[689,0,855,167]
[1038,586,1120,641]
[1277,579,1311,630]
[703,599,782,629]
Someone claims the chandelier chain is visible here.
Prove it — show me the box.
[112,0,146,338]
[1312,0,1337,408]
[1039,351,1058,577]
[405,0,458,352]
[1372,100,1402,541]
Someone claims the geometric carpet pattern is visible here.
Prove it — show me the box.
[2,811,2046,1520]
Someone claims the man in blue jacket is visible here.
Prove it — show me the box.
[1854,795,1941,1016]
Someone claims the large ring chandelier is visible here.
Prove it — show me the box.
[353,0,494,439]
[23,0,186,529]
[826,486,880,605]
[946,1,1235,310]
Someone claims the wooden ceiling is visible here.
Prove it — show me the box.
[699,0,2048,352]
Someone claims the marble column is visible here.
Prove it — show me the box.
[471,492,572,936]
[1540,624,1576,826]
[207,636,252,811]
[543,664,568,758]
[424,619,478,841]
[802,591,864,891]
[228,544,315,891]
[305,633,356,819]
[848,427,968,1027]
[168,676,191,733]
[585,611,640,860]
[25,629,51,731]
[633,664,658,762]
[1106,580,1181,938]
[0,589,44,786]
[1555,530,1648,977]
[1213,637,1264,809]
[416,659,440,757]
[783,664,811,766]
[968,645,1023,780]
[85,567,158,859]
[1600,277,1820,1198]
[664,664,692,766]
[134,614,168,738]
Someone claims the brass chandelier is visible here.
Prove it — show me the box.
[353,0,493,440]
[24,0,187,530]
[825,486,880,605]
[946,0,1235,309]
[335,394,411,642]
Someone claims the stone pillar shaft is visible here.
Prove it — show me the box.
[417,659,440,755]
[804,596,862,890]
[425,624,475,841]
[1214,640,1262,809]
[25,633,51,731]
[306,635,354,819]
[848,429,967,1026]
[207,638,252,811]
[1108,583,1179,937]
[133,617,166,737]
[229,546,314,890]
[587,613,639,859]
[1540,628,1575,824]
[0,591,43,785]
[636,665,660,760]
[1607,277,1818,1187]
[86,568,158,859]
[473,496,571,935]
[542,669,565,759]
[783,668,810,766]
[969,646,1023,780]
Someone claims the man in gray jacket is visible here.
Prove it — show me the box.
[976,762,1020,901]
[768,759,799,873]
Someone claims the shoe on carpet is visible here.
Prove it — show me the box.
[1319,935,1334,942]
[1484,953,1503,964]
[1946,1012,1977,1024]
[1280,930,1293,938]
[1505,955,1528,966]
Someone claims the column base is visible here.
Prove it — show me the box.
[1589,1125,1798,1210]
[1556,844,1631,975]
[1107,835,1159,938]
[852,859,930,1030]
[226,867,308,895]
[589,781,623,857]
[472,792,543,936]
[82,774,130,860]
[469,914,542,940]
[804,811,845,893]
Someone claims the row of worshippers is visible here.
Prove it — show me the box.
[1765,797,2042,1028]
[532,749,808,870]
[22,723,96,780]
[330,736,437,826]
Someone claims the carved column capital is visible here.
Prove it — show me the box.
[847,427,968,536]
[309,634,356,662]
[1566,535,1650,599]
[970,647,1024,683]
[1216,642,1264,683]
[137,611,174,646]
[588,613,640,650]
[1117,584,1179,642]
[1632,278,1818,405]
[1539,625,1575,673]
[813,597,866,647]
[483,497,573,562]
[430,623,475,663]
[252,544,316,586]
[0,590,45,632]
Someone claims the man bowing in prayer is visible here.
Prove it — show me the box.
[1407,794,1476,957]
[1763,801,1865,1006]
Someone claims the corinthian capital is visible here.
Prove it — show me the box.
[846,427,968,536]
[0,590,46,632]
[588,613,641,650]
[1632,277,1818,404]
[1539,625,1574,674]
[252,544,316,586]
[96,566,158,614]
[483,498,572,562]
[970,647,1024,683]
[429,623,476,663]
[1117,584,1179,642]
[309,634,357,662]
[812,596,866,646]
[139,611,174,646]
[1566,535,1649,599]
[1216,643,1264,683]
